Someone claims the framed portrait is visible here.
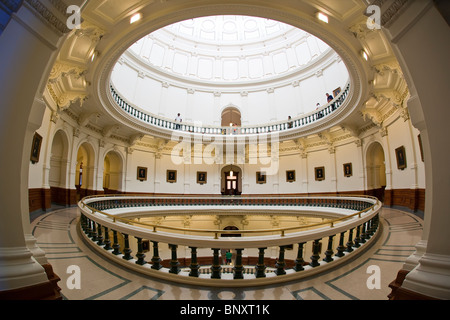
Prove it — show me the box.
[137,166,147,181]
[315,166,325,181]
[286,170,296,182]
[333,87,341,97]
[167,170,177,183]
[197,171,207,184]
[30,132,43,164]
[395,146,407,170]
[142,240,150,253]
[343,163,352,177]
[256,171,266,184]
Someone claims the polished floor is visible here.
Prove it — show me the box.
[31,205,423,300]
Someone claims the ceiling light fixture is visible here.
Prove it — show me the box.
[130,13,142,24]
[316,12,329,23]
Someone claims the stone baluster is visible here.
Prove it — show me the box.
[169,244,180,274]
[135,237,146,265]
[103,227,112,250]
[122,234,133,260]
[275,246,287,276]
[254,247,267,278]
[211,248,222,279]
[233,249,244,279]
[112,230,121,255]
[310,239,322,267]
[294,242,306,271]
[151,241,162,270]
[323,235,335,262]
[189,247,199,277]
[336,231,346,257]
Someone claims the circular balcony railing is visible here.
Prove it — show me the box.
[78,195,381,287]
[109,83,350,136]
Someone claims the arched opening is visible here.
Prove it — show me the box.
[366,142,387,202]
[103,151,123,194]
[221,106,241,127]
[48,130,69,207]
[222,225,241,237]
[76,142,96,201]
[221,165,242,195]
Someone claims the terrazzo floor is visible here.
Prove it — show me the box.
[31,206,423,301]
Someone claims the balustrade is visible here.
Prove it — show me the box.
[78,195,381,286]
[110,83,350,137]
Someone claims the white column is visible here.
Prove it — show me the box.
[240,91,249,125]
[185,88,195,123]
[0,2,68,293]
[267,88,276,122]
[158,82,169,117]
[328,146,337,193]
[292,81,304,116]
[383,0,450,299]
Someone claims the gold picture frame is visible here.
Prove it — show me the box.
[286,170,296,182]
[343,163,352,177]
[395,146,407,170]
[197,171,207,184]
[256,171,266,184]
[167,170,177,183]
[315,166,325,181]
[30,132,43,164]
[137,166,147,181]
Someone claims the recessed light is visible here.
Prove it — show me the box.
[362,50,369,61]
[316,12,328,23]
[130,13,142,24]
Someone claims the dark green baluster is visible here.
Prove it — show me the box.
[135,237,146,265]
[151,241,162,270]
[323,235,335,262]
[169,244,180,274]
[353,225,361,248]
[189,247,199,277]
[91,221,98,241]
[294,242,306,271]
[122,234,133,260]
[336,231,346,257]
[103,226,112,250]
[112,230,121,255]
[275,246,286,276]
[346,228,355,252]
[233,249,244,279]
[360,222,367,244]
[310,239,321,267]
[255,247,267,278]
[96,224,104,246]
[210,248,222,279]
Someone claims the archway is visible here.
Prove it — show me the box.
[366,142,387,202]
[221,106,241,127]
[75,142,96,201]
[221,165,242,195]
[103,151,123,194]
[48,130,70,206]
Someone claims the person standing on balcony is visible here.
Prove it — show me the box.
[175,113,182,129]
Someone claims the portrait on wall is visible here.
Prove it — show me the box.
[286,170,296,182]
[395,146,407,170]
[256,171,266,184]
[137,166,147,181]
[30,132,43,164]
[167,170,177,183]
[197,171,207,184]
[343,163,352,177]
[315,166,325,181]
[142,240,150,253]
[333,87,341,97]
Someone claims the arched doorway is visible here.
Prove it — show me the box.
[221,165,242,195]
[75,142,96,201]
[103,151,123,194]
[48,130,70,206]
[366,142,387,202]
[221,106,241,127]
[221,226,241,237]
